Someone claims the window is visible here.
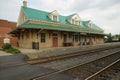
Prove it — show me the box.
[94,36,96,41]
[79,21,80,25]
[79,35,81,42]
[53,15,58,21]
[72,19,74,24]
[75,35,79,42]
[71,19,80,25]
[72,35,75,42]
[21,33,24,39]
[84,36,87,42]
[63,34,67,42]
[76,21,80,25]
[72,34,79,42]
[88,22,92,28]
[75,21,77,25]
[41,33,46,43]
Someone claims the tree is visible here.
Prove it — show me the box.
[118,34,120,41]
[107,33,112,42]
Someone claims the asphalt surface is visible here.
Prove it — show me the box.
[0,54,74,80]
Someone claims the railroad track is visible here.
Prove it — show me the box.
[1,45,120,80]
[64,51,120,80]
[31,49,120,80]
[0,45,119,71]
[27,45,120,65]
[85,59,120,80]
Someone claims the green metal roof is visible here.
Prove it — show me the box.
[20,23,105,35]
[81,21,104,31]
[21,6,104,34]
[66,13,76,19]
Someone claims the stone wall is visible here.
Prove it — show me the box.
[19,29,104,49]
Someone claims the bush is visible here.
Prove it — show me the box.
[2,44,21,54]
[6,48,21,54]
[2,43,11,51]
[6,48,13,53]
[12,48,21,54]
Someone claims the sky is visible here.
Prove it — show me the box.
[0,0,120,35]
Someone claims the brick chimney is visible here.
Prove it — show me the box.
[23,0,27,7]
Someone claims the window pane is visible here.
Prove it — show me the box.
[41,33,46,43]
[72,35,75,42]
[79,35,81,41]
[63,34,67,42]
[75,21,77,25]
[75,35,79,42]
[53,15,57,21]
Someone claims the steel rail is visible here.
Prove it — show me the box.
[85,58,120,80]
[1,45,120,71]
[27,45,120,64]
[31,50,120,80]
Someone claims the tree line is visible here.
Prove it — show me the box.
[104,33,120,42]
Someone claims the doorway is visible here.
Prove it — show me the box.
[52,33,58,47]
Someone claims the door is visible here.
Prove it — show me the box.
[52,37,58,47]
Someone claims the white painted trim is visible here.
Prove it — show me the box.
[49,10,59,21]
[17,8,28,26]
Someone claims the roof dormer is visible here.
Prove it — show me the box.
[48,10,59,21]
[88,21,92,28]
[67,13,81,25]
[71,13,80,20]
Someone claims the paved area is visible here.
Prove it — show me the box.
[0,53,74,80]
[0,51,12,56]
[0,54,26,70]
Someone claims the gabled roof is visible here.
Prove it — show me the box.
[81,20,103,31]
[22,6,72,25]
[19,6,104,34]
[50,10,59,15]
[22,6,50,21]
[66,13,76,19]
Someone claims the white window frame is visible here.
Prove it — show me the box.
[52,15,58,21]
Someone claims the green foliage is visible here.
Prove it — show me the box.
[106,33,112,42]
[6,48,21,54]
[2,44,21,54]
[119,37,120,41]
[2,43,11,51]
[105,33,120,42]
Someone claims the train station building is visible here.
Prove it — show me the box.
[10,1,105,49]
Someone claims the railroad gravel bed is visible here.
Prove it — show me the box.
[35,48,120,70]
[95,61,120,80]
[64,52,120,80]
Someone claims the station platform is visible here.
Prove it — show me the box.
[19,42,120,59]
